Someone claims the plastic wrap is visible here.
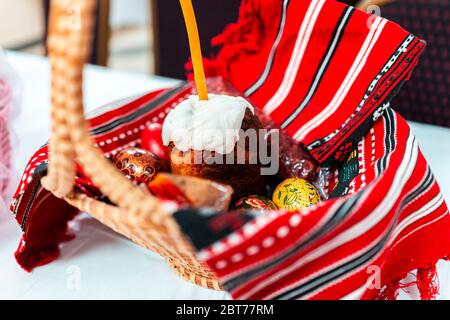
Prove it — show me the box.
[0,50,20,219]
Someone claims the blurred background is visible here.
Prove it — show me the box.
[0,0,447,125]
[0,0,154,74]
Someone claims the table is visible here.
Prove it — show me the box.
[0,51,448,300]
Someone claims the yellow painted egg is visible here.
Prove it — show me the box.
[272,178,321,211]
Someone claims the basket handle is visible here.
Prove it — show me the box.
[41,0,168,225]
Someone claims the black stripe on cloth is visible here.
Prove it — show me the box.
[90,84,187,136]
[223,194,361,291]
[244,0,290,97]
[20,179,42,232]
[376,107,396,175]
[306,35,419,163]
[403,168,434,206]
[383,108,396,170]
[274,133,418,300]
[19,161,50,230]
[281,6,354,129]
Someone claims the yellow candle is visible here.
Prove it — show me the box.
[179,0,209,100]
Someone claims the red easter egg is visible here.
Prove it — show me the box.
[235,195,278,211]
[114,148,168,184]
[141,123,170,162]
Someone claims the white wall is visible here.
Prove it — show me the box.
[0,0,149,48]
[0,0,44,48]
[110,0,149,28]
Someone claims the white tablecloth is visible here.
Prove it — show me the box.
[0,51,448,300]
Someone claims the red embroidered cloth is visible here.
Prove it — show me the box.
[11,0,450,299]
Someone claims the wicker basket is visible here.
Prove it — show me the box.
[43,0,221,290]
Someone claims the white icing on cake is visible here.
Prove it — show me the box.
[162,94,254,154]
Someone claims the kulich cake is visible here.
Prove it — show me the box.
[162,94,266,200]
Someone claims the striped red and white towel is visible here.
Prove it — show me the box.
[11,0,450,299]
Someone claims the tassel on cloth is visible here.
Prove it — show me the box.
[374,276,403,300]
[210,0,265,76]
[416,264,439,300]
[374,263,441,300]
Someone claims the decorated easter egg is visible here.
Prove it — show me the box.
[272,178,321,211]
[114,148,167,184]
[141,123,170,162]
[235,195,278,211]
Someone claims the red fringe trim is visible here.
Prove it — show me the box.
[374,276,403,300]
[15,233,75,272]
[374,263,441,300]
[416,264,439,300]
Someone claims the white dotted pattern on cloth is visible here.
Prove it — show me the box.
[210,213,303,270]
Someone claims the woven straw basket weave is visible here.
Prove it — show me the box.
[43,0,221,290]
